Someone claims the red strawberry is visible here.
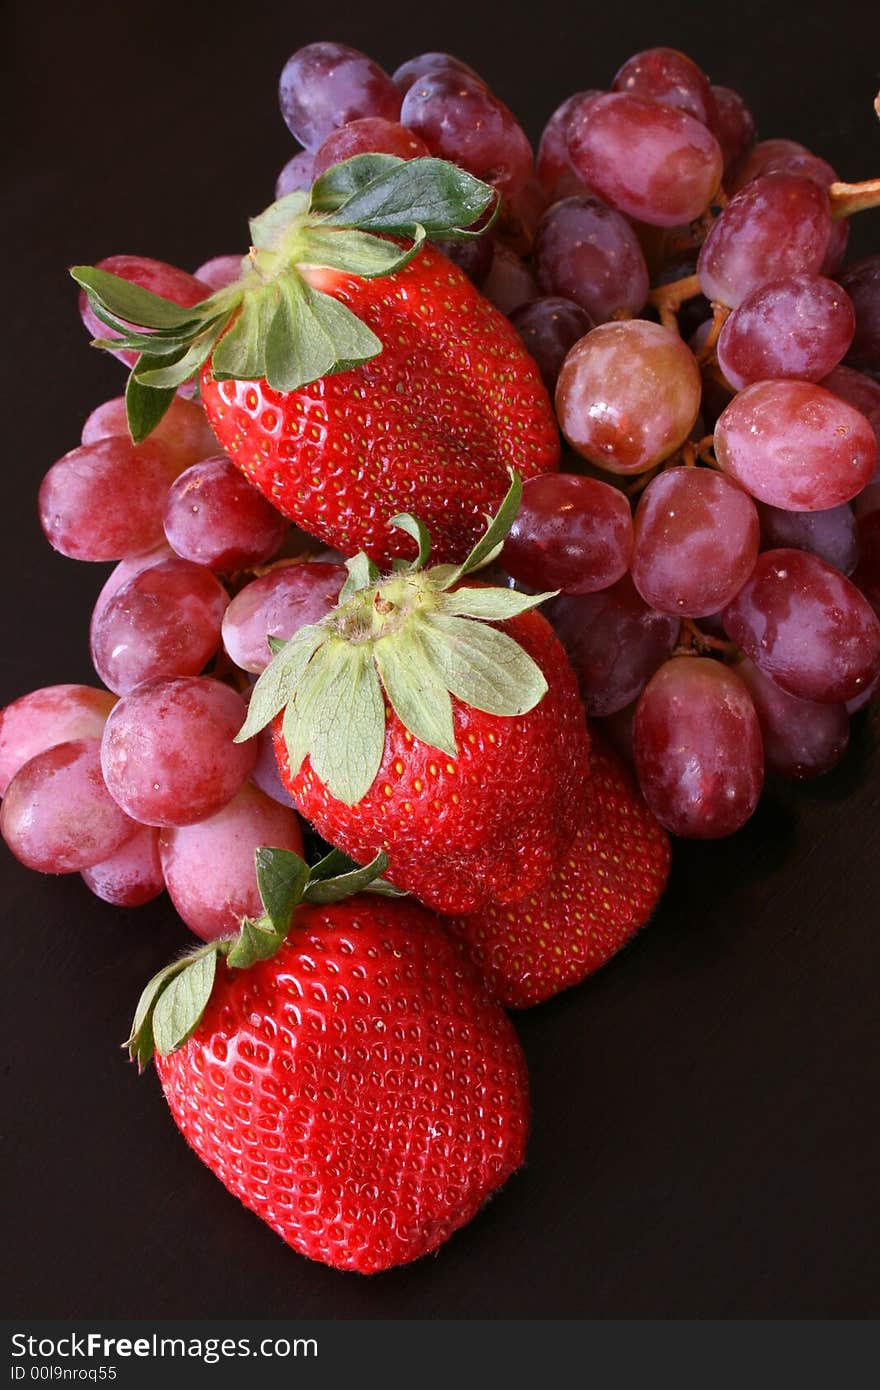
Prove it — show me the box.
[129,849,529,1275]
[448,738,671,1007]
[237,478,591,915]
[73,157,559,567]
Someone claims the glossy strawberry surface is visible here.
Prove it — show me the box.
[274,609,591,913]
[200,244,560,566]
[156,896,529,1274]
[449,739,671,1007]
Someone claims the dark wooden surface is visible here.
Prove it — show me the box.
[3,0,879,1320]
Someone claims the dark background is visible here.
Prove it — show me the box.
[3,0,880,1320]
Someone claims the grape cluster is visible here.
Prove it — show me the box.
[2,41,879,944]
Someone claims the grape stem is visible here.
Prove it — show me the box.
[675,618,738,660]
[678,435,717,468]
[695,303,730,363]
[829,177,880,219]
[648,274,702,332]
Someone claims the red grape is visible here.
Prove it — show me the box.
[501,473,633,593]
[556,320,701,474]
[508,298,593,393]
[633,657,764,838]
[392,52,487,95]
[735,657,849,780]
[78,255,210,368]
[481,244,539,315]
[535,91,600,194]
[39,437,179,561]
[1,739,136,873]
[712,85,757,185]
[534,196,649,324]
[838,257,880,369]
[312,118,429,177]
[697,173,832,307]
[632,467,759,616]
[717,275,855,390]
[568,93,723,227]
[822,365,880,446]
[278,43,400,150]
[714,380,877,509]
[100,677,256,827]
[159,782,304,941]
[852,511,880,617]
[81,824,164,907]
[547,575,680,716]
[81,395,218,472]
[276,149,314,198]
[221,561,344,674]
[90,555,229,695]
[400,71,533,197]
[757,501,858,575]
[251,726,296,807]
[0,685,117,796]
[722,549,880,703]
[191,255,243,292]
[612,47,716,129]
[163,455,287,571]
[733,138,837,192]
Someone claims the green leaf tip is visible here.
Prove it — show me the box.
[125,845,394,1068]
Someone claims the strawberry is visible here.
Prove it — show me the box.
[239,478,591,914]
[448,738,671,1007]
[73,156,560,566]
[128,847,529,1275]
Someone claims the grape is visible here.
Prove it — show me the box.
[534,196,649,324]
[0,685,117,796]
[855,481,880,523]
[547,575,680,716]
[633,657,763,838]
[159,782,304,941]
[717,275,855,390]
[278,43,400,149]
[712,85,757,185]
[431,233,494,286]
[251,727,296,807]
[163,455,287,571]
[81,825,164,907]
[90,556,229,695]
[822,365,880,447]
[722,549,880,703]
[81,395,218,472]
[505,177,551,242]
[78,255,210,368]
[852,511,880,616]
[593,703,636,768]
[735,657,849,780]
[612,47,716,129]
[501,473,633,593]
[847,665,880,713]
[192,255,244,292]
[221,561,344,674]
[392,52,487,95]
[567,93,723,227]
[400,71,533,198]
[733,138,837,192]
[838,257,880,369]
[631,467,759,616]
[508,298,593,393]
[697,174,832,308]
[39,437,179,561]
[1,739,136,873]
[93,546,175,615]
[101,678,255,828]
[556,320,701,474]
[481,244,539,315]
[714,380,877,510]
[312,118,429,177]
[757,501,857,575]
[535,91,600,194]
[276,149,314,198]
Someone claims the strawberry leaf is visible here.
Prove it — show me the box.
[304,849,397,903]
[210,288,276,381]
[70,266,210,331]
[249,191,311,252]
[304,643,386,806]
[321,158,495,238]
[437,473,522,589]
[237,623,329,742]
[389,513,432,569]
[125,366,176,443]
[421,612,548,716]
[296,226,425,279]
[374,626,456,757]
[310,154,406,212]
[254,847,310,935]
[339,552,380,602]
[439,587,555,621]
[151,950,218,1056]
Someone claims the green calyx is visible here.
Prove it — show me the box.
[69,154,497,442]
[126,844,401,1070]
[237,475,556,807]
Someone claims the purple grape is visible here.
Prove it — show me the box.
[392,52,487,95]
[612,47,717,129]
[735,657,849,780]
[276,149,314,198]
[400,70,533,197]
[81,825,165,907]
[697,174,832,308]
[0,685,117,796]
[192,256,243,293]
[501,473,633,593]
[633,657,764,838]
[568,93,723,227]
[714,380,877,510]
[547,575,680,716]
[481,244,539,315]
[508,297,593,392]
[431,233,494,286]
[39,438,179,562]
[757,501,858,575]
[712,85,757,185]
[822,365,880,447]
[278,43,400,150]
[632,467,760,616]
[717,275,855,390]
[535,91,601,195]
[534,196,650,324]
[838,257,880,369]
[722,549,880,704]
